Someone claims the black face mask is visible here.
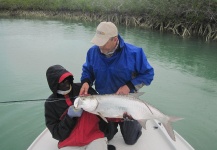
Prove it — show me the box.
[58,78,71,91]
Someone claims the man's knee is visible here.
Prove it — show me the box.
[120,121,142,145]
[105,122,118,141]
[124,130,142,145]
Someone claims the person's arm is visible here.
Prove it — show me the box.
[116,48,154,94]
[130,48,154,91]
[81,51,95,83]
[80,50,95,95]
[44,102,77,141]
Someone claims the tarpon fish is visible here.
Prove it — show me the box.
[74,93,183,141]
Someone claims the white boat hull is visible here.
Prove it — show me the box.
[27,120,194,150]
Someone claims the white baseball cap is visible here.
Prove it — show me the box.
[91,22,118,46]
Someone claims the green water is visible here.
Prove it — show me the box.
[0,18,216,150]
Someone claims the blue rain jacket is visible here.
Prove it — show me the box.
[81,35,154,94]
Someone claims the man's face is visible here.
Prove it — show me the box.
[99,37,118,53]
[58,78,70,91]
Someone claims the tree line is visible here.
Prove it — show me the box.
[0,0,216,41]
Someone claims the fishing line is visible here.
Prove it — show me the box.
[0,97,77,104]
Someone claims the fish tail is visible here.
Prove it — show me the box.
[169,116,184,122]
[138,119,148,129]
[162,116,184,141]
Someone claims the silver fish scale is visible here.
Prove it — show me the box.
[93,94,154,120]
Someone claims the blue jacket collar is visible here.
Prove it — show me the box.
[118,34,125,49]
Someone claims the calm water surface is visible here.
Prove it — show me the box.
[0,18,216,150]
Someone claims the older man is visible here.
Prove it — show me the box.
[79,22,154,145]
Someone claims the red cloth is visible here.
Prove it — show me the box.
[58,95,104,148]
[58,111,104,148]
[58,72,73,83]
[106,118,123,122]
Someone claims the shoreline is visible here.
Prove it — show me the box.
[0,10,216,42]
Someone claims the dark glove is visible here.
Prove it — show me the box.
[123,112,134,121]
[67,106,83,118]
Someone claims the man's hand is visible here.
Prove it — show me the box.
[67,106,83,118]
[116,85,130,95]
[79,82,89,96]
[123,112,134,121]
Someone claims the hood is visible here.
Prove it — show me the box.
[46,65,73,96]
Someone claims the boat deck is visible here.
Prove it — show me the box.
[27,120,194,150]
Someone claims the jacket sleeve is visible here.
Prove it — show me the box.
[131,48,154,90]
[88,86,98,95]
[81,50,95,86]
[44,102,77,141]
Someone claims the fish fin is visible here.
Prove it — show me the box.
[162,116,183,141]
[138,119,148,130]
[97,112,108,123]
[162,122,176,141]
[129,92,145,98]
[169,116,184,122]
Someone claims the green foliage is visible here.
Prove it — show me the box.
[0,0,216,22]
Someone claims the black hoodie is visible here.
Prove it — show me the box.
[44,65,98,141]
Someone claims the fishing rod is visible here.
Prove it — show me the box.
[0,97,77,104]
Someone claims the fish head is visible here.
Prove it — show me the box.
[74,96,98,112]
